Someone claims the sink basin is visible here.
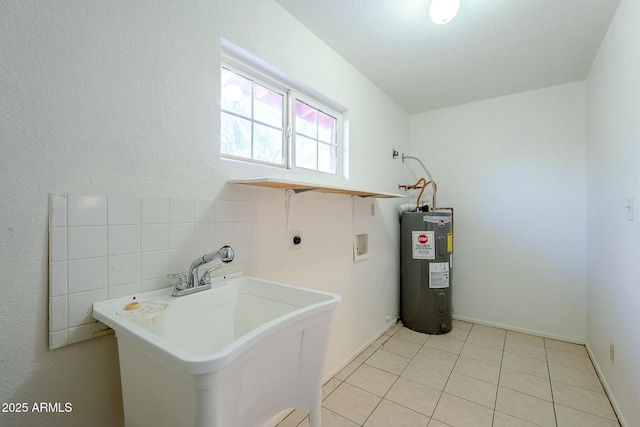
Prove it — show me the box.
[93,274,341,427]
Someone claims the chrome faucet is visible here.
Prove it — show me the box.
[169,245,234,297]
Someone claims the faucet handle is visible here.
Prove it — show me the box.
[200,266,220,287]
[168,273,188,290]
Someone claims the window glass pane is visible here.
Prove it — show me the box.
[318,111,336,144]
[254,84,283,128]
[318,142,337,173]
[295,100,317,138]
[253,123,283,164]
[221,112,251,158]
[221,68,251,117]
[296,135,317,170]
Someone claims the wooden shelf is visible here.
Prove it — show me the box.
[228,178,403,198]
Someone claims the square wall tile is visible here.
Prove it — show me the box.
[141,197,169,224]
[50,330,69,350]
[194,223,215,248]
[170,198,194,223]
[108,195,140,225]
[68,195,107,226]
[68,258,107,293]
[234,201,255,221]
[108,282,142,299]
[68,227,107,260]
[170,248,194,275]
[234,222,252,243]
[68,288,108,327]
[108,225,140,256]
[194,199,216,222]
[141,224,169,252]
[170,223,194,249]
[141,250,170,280]
[216,200,234,222]
[108,254,141,286]
[216,222,234,245]
[68,323,111,345]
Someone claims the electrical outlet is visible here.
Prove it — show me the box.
[289,231,302,250]
[610,343,615,362]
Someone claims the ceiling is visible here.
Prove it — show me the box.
[274,0,620,114]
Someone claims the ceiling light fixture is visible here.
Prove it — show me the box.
[429,0,460,25]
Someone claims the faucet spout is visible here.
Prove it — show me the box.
[172,245,234,297]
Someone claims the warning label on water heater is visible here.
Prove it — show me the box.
[412,231,435,259]
[429,262,450,289]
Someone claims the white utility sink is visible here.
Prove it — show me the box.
[93,274,341,427]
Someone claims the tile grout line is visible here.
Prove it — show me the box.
[544,339,559,427]
[360,325,428,427]
[490,326,506,427]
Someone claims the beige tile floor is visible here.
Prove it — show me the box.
[277,320,620,427]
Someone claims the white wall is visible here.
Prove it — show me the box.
[585,0,640,425]
[0,1,409,426]
[409,82,587,342]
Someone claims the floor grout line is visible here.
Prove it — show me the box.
[280,321,621,427]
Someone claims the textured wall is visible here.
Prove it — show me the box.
[585,0,640,424]
[0,1,410,425]
[410,82,587,342]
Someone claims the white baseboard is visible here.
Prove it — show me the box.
[585,343,627,427]
[452,314,585,344]
[324,317,400,381]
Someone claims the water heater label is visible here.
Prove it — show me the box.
[412,231,435,259]
[429,262,449,288]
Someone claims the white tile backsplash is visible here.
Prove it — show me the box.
[141,224,169,252]
[68,288,108,328]
[195,199,216,222]
[108,195,140,225]
[48,193,256,349]
[215,222,235,246]
[170,223,194,249]
[50,296,67,332]
[194,223,216,247]
[50,261,68,297]
[49,227,67,262]
[141,250,170,280]
[170,198,194,223]
[234,200,255,221]
[49,194,67,227]
[68,258,107,293]
[108,253,141,286]
[68,195,107,226]
[141,197,170,224]
[108,225,140,255]
[216,200,235,222]
[68,227,107,259]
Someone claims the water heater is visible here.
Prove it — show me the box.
[400,210,453,334]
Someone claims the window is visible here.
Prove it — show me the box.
[294,98,338,174]
[221,67,286,167]
[220,60,342,175]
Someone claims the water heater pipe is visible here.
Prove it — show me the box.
[402,153,438,208]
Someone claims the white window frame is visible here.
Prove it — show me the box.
[221,40,345,178]
[291,94,342,175]
[221,63,289,169]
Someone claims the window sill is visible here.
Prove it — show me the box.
[228,178,403,198]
